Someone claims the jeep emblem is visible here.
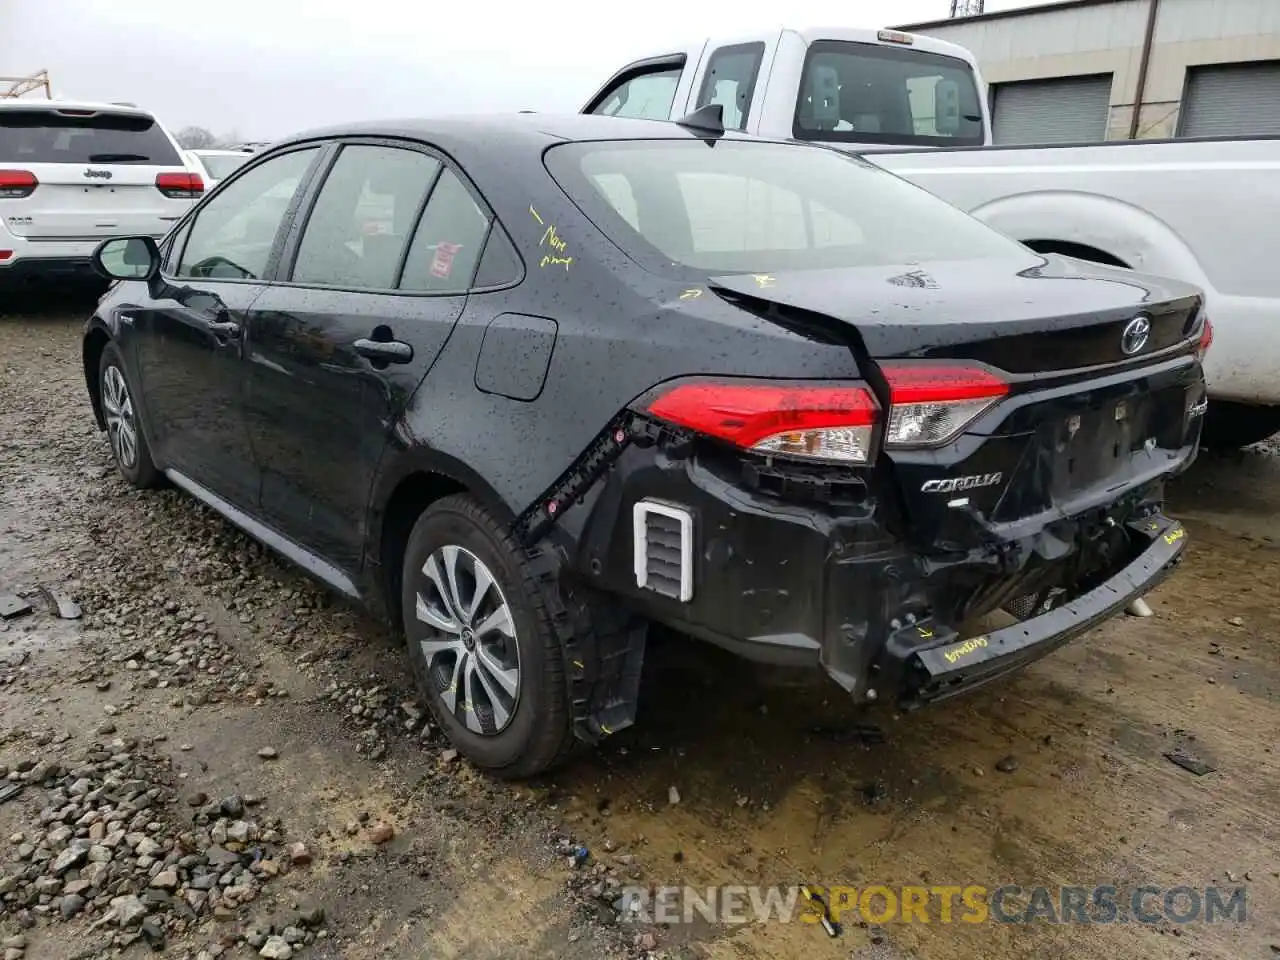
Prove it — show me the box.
[83,168,113,180]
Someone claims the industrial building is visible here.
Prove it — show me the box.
[897,0,1280,144]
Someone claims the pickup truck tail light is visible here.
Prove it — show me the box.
[639,379,880,464]
[1196,317,1213,362]
[0,170,38,199]
[881,363,1009,448]
[155,172,204,199]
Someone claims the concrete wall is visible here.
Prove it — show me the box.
[899,0,1280,140]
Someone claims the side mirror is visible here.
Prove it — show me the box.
[92,236,161,282]
[934,79,961,135]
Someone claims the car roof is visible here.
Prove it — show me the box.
[275,112,784,152]
[0,98,157,119]
[191,148,252,156]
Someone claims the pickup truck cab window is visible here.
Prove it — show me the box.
[695,42,765,131]
[794,40,985,147]
[590,61,686,121]
[176,147,319,280]
[291,144,442,290]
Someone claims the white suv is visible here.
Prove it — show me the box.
[0,99,202,287]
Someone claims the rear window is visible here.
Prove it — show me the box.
[794,41,985,147]
[0,109,182,165]
[199,153,250,180]
[544,138,1023,276]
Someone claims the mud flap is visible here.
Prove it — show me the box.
[525,543,647,744]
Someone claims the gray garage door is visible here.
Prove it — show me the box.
[1180,61,1280,137]
[991,74,1113,145]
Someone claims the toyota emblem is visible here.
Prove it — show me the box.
[1120,314,1151,355]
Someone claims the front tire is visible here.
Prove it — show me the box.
[401,494,575,779]
[98,342,160,489]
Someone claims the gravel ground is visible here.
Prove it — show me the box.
[2,293,1279,960]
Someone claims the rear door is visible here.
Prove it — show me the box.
[243,139,505,572]
[0,105,195,242]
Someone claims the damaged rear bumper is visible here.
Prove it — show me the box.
[882,513,1187,707]
[571,436,1191,708]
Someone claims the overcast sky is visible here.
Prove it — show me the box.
[2,0,1055,140]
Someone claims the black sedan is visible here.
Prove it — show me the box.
[83,113,1211,778]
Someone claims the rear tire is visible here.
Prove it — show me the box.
[98,342,160,489]
[1201,401,1280,451]
[401,494,576,779]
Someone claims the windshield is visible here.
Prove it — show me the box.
[0,109,181,164]
[198,152,250,180]
[544,138,1024,276]
[793,41,985,147]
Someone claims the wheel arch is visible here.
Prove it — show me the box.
[368,449,516,627]
[83,321,113,430]
[1022,239,1130,268]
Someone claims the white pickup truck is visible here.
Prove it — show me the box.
[582,26,1280,449]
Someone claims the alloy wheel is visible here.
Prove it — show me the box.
[102,365,138,469]
[414,544,521,736]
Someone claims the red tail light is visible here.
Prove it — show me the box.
[641,379,880,464]
[0,169,38,199]
[0,250,12,261]
[1196,317,1213,361]
[881,363,1009,448]
[155,172,204,199]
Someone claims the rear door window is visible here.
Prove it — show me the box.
[399,169,491,294]
[0,109,182,165]
[290,144,441,290]
[694,43,765,131]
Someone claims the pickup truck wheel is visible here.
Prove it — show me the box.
[1201,401,1280,451]
[98,342,160,489]
[401,494,575,779]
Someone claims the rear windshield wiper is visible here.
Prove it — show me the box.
[87,153,151,162]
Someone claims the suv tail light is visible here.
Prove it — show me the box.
[881,363,1009,448]
[1196,317,1213,362]
[639,379,880,464]
[0,170,38,199]
[155,172,204,199]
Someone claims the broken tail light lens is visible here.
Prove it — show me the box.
[881,363,1009,448]
[641,379,880,464]
[0,170,38,199]
[1196,317,1213,362]
[155,172,204,199]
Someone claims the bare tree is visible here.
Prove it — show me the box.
[176,126,217,149]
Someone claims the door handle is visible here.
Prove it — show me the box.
[207,319,241,340]
[354,338,413,364]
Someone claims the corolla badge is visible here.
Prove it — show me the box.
[1120,314,1151,355]
[921,472,1003,494]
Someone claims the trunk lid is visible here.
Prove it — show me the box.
[710,254,1207,554]
[708,254,1202,367]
